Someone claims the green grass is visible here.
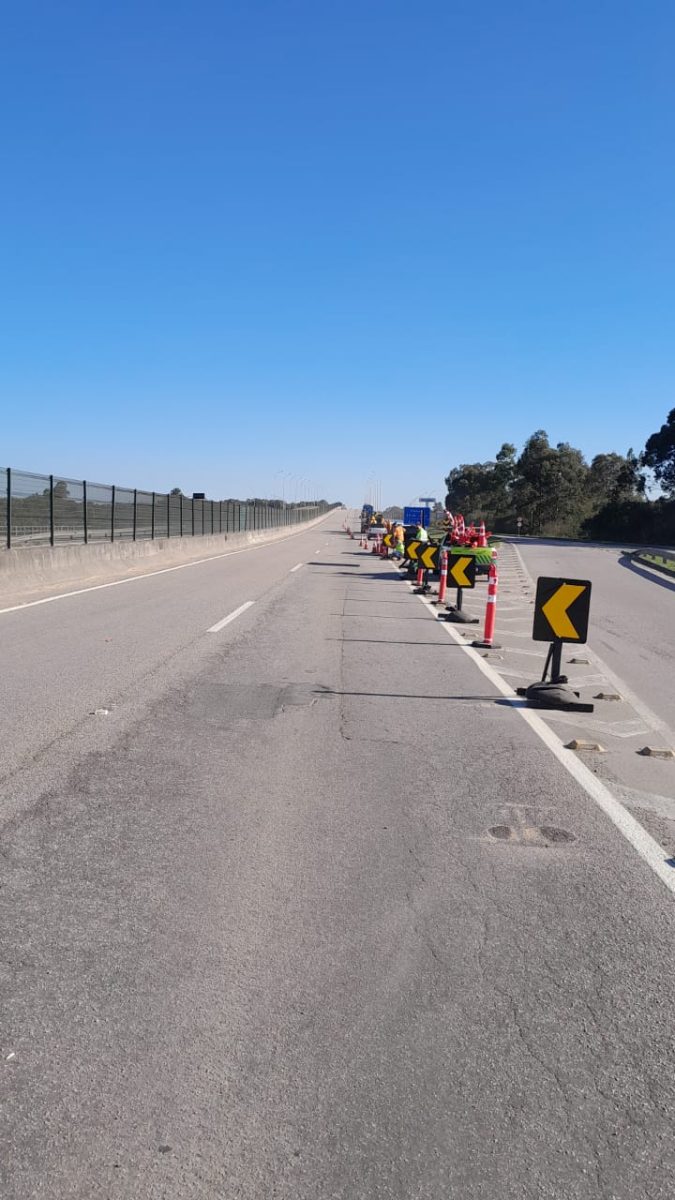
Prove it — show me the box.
[638,553,675,575]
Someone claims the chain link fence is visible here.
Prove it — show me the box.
[0,468,334,549]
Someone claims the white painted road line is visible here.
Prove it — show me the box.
[508,539,675,747]
[290,563,303,573]
[414,592,675,900]
[207,600,255,633]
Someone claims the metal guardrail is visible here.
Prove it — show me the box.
[0,468,334,549]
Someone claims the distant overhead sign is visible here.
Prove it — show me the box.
[403,506,431,527]
[418,497,436,505]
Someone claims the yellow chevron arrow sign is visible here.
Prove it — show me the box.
[406,540,422,561]
[542,584,585,639]
[448,554,476,588]
[533,577,592,643]
[420,545,439,571]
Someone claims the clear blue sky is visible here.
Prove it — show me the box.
[1,1,673,506]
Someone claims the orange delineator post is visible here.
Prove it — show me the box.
[416,564,424,586]
[436,549,448,604]
[473,562,499,648]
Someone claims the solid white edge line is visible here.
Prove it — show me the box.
[508,539,675,746]
[0,514,334,617]
[290,563,303,572]
[207,600,255,633]
[413,591,675,899]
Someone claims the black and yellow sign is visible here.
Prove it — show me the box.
[383,533,394,548]
[406,539,422,561]
[533,577,591,643]
[448,552,476,589]
[419,544,440,571]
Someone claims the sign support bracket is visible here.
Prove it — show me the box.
[516,639,594,712]
[438,586,479,624]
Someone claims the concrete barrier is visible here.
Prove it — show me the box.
[0,510,333,603]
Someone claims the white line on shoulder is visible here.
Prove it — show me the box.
[414,591,675,899]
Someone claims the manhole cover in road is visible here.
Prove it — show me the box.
[488,825,576,846]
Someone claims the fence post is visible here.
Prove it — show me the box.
[111,485,116,541]
[180,493,183,537]
[6,467,11,549]
[151,491,155,539]
[83,480,88,544]
[133,489,137,540]
[166,492,170,538]
[49,475,55,546]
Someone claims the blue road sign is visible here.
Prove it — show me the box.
[404,506,431,527]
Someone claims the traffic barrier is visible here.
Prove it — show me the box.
[472,562,501,648]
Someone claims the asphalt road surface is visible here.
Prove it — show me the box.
[2,513,675,1199]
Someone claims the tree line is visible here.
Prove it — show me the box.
[444,407,675,543]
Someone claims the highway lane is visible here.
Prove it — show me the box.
[0,514,339,816]
[3,522,675,1197]
[512,538,675,735]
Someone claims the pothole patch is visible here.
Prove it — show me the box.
[488,825,576,847]
[489,825,512,840]
[539,825,576,844]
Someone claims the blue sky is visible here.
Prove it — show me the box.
[1,0,673,505]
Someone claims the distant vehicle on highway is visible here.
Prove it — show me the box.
[360,503,374,532]
[367,524,387,541]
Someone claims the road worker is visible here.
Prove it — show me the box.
[391,521,405,559]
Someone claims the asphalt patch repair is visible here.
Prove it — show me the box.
[489,825,576,846]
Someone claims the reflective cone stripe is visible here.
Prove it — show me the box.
[437,550,448,604]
